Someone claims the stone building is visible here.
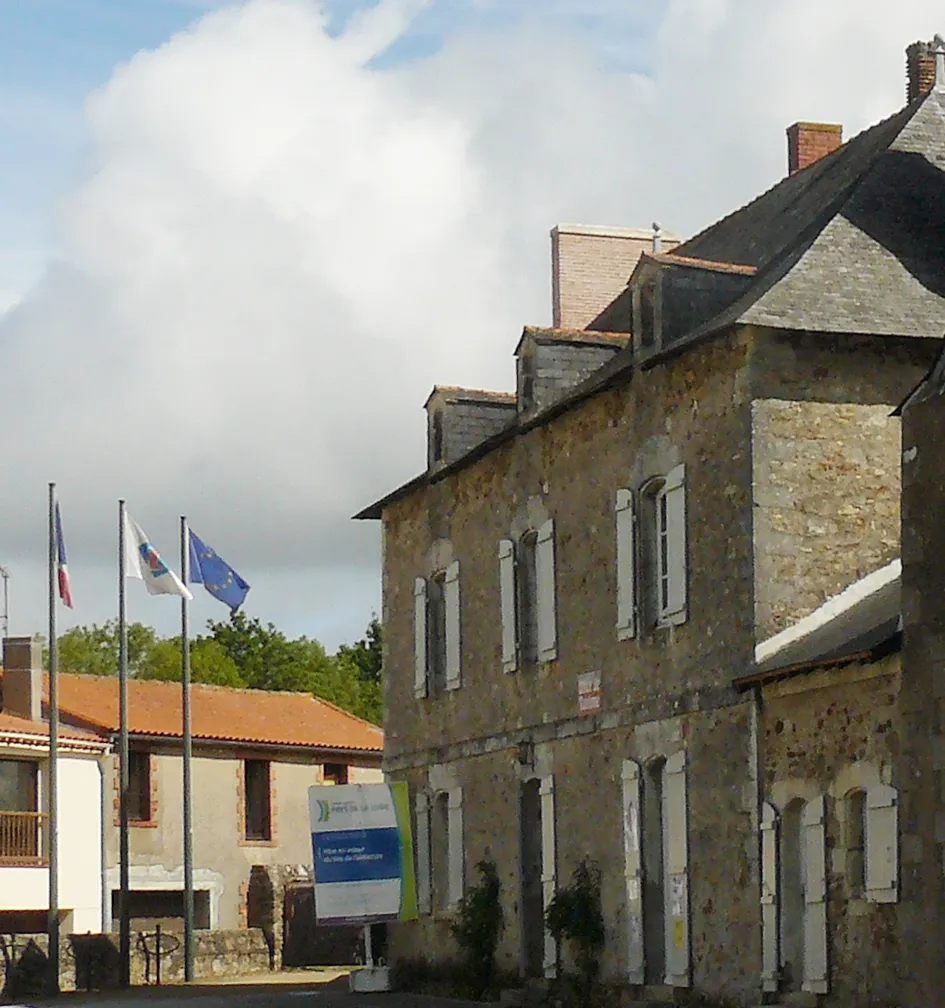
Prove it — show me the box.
[358,41,945,1005]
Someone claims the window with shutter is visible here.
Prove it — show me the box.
[865,785,898,903]
[760,802,780,993]
[415,792,431,915]
[662,751,690,987]
[444,561,461,690]
[518,532,539,666]
[802,795,828,994]
[536,519,557,662]
[427,573,447,693]
[621,760,644,983]
[447,787,465,906]
[540,775,557,978]
[616,490,637,640]
[414,578,428,698]
[499,539,518,673]
[657,464,687,626]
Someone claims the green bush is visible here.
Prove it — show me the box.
[545,858,605,999]
[450,859,505,998]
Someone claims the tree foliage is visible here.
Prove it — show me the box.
[55,614,383,724]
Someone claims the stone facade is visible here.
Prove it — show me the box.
[376,318,932,1004]
[759,654,903,1004]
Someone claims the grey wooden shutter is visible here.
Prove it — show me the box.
[414,577,428,698]
[499,539,518,673]
[536,519,558,662]
[865,785,898,903]
[802,794,828,994]
[622,760,644,983]
[616,490,637,640]
[760,802,780,993]
[444,561,461,690]
[661,464,687,626]
[540,775,557,978]
[663,751,690,987]
[447,787,465,906]
[415,791,431,915]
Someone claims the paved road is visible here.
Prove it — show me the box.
[7,979,483,1008]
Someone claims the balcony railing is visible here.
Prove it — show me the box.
[0,810,47,865]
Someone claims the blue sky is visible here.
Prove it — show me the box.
[0,0,940,648]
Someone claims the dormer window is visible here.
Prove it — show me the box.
[432,412,444,464]
[632,273,662,354]
[519,355,536,412]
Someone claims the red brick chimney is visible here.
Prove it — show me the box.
[786,122,843,175]
[907,40,936,103]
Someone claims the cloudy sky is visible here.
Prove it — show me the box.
[0,0,940,648]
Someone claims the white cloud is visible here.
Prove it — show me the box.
[0,0,941,645]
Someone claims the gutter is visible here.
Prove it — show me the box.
[102,732,382,759]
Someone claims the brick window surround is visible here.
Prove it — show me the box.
[112,751,158,828]
[237,758,278,848]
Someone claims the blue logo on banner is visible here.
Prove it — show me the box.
[313,827,401,884]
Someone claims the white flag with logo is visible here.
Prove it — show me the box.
[124,514,193,599]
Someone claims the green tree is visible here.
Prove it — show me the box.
[138,637,245,687]
[206,612,316,692]
[336,616,382,684]
[57,621,157,677]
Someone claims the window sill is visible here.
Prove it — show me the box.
[239,837,277,848]
[129,819,158,829]
[0,858,48,868]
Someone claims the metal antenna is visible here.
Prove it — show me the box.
[0,566,10,638]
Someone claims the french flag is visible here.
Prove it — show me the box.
[55,502,73,609]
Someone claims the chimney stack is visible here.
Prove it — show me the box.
[907,40,937,103]
[786,122,843,175]
[2,636,44,721]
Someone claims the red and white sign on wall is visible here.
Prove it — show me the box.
[578,671,601,714]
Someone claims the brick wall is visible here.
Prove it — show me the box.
[906,40,936,104]
[786,122,842,175]
[551,225,679,330]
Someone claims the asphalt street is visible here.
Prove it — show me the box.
[6,980,482,1008]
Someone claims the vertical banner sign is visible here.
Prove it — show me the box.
[309,782,418,926]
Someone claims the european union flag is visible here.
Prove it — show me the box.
[188,530,250,613]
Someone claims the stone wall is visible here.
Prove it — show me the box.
[751,398,901,640]
[379,321,936,1004]
[0,928,269,997]
[761,654,903,1004]
[898,383,945,1006]
[525,341,620,415]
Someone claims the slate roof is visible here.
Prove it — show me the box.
[48,673,384,754]
[736,561,902,686]
[358,85,945,519]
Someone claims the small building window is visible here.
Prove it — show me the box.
[128,751,152,824]
[427,571,447,692]
[0,759,40,864]
[0,759,37,813]
[431,791,450,912]
[431,412,444,464]
[517,531,539,666]
[638,465,687,629]
[846,789,866,897]
[243,760,272,841]
[519,354,536,411]
[323,763,348,786]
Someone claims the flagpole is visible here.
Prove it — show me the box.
[180,515,194,982]
[47,483,60,995]
[118,499,131,987]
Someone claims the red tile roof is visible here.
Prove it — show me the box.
[0,710,106,747]
[47,674,383,753]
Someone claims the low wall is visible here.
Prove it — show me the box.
[0,929,270,998]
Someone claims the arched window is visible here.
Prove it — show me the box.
[431,791,450,911]
[517,531,539,666]
[845,789,867,898]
